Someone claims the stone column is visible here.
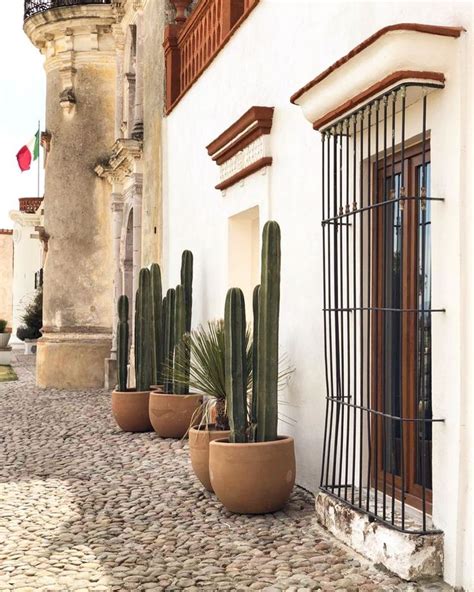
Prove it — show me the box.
[132,14,144,140]
[104,195,124,389]
[24,5,116,388]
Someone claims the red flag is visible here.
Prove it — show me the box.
[16,145,33,172]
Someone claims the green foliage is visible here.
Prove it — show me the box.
[255,221,281,442]
[135,268,153,391]
[163,288,176,393]
[173,285,187,394]
[172,319,252,429]
[117,295,129,391]
[0,320,7,333]
[181,250,193,333]
[150,263,163,384]
[16,288,43,341]
[225,288,248,443]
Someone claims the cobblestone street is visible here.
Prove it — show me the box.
[0,355,452,592]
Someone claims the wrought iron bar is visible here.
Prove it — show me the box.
[24,0,111,21]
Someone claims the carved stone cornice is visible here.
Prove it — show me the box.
[95,138,143,184]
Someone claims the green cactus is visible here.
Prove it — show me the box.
[255,221,281,442]
[225,287,248,443]
[173,285,187,394]
[116,295,129,392]
[181,250,193,333]
[150,263,163,385]
[135,268,153,392]
[251,285,260,431]
[163,288,176,393]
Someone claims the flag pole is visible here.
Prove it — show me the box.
[37,120,40,198]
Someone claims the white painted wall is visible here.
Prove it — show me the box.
[162,2,473,589]
[9,213,43,345]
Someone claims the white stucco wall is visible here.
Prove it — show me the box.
[162,2,473,589]
[9,214,43,345]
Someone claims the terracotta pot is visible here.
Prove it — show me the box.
[150,384,164,393]
[189,425,231,492]
[149,392,203,438]
[111,390,153,432]
[209,436,295,514]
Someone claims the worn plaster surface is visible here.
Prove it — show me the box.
[0,355,453,591]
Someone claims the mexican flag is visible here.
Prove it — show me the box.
[16,129,40,172]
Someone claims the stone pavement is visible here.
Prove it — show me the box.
[0,354,452,592]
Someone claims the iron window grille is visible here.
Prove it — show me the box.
[320,82,444,534]
[24,0,111,21]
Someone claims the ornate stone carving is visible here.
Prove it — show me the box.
[95,138,143,185]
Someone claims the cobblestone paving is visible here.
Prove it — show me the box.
[0,354,452,592]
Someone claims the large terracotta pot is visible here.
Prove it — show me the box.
[209,436,295,514]
[149,392,203,438]
[111,390,153,432]
[189,425,231,492]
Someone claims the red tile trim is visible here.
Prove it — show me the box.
[207,106,274,163]
[312,70,445,130]
[290,23,464,105]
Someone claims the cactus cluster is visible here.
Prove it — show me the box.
[224,221,281,443]
[116,251,193,394]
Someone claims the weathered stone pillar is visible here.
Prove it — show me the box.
[24,4,116,388]
[104,195,124,389]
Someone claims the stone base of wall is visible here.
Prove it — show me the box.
[315,491,443,581]
[36,333,112,389]
[0,347,12,366]
[104,357,117,390]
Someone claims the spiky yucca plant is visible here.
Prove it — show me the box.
[172,320,252,430]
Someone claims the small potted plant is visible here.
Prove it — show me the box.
[209,221,295,514]
[0,319,11,348]
[16,287,42,354]
[149,251,203,438]
[111,269,153,433]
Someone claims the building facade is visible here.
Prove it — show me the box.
[0,230,13,328]
[9,198,44,345]
[24,0,473,589]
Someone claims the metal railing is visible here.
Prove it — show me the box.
[24,0,111,20]
[319,82,444,534]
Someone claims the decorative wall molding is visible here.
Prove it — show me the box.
[95,138,143,184]
[207,105,274,191]
[290,22,464,130]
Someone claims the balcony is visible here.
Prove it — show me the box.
[24,0,111,21]
[164,0,260,113]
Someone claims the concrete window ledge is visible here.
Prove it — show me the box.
[315,491,443,581]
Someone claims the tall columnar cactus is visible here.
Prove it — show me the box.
[225,288,248,443]
[150,263,163,385]
[255,221,281,442]
[181,250,193,333]
[251,285,260,429]
[163,288,176,393]
[173,285,187,394]
[135,268,153,392]
[181,251,193,393]
[116,295,129,392]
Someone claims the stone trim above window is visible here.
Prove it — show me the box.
[207,106,274,191]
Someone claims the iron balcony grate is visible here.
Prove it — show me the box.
[24,0,111,21]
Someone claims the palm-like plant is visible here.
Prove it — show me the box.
[172,319,294,434]
[172,320,252,430]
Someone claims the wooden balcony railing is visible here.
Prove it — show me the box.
[164,0,260,113]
